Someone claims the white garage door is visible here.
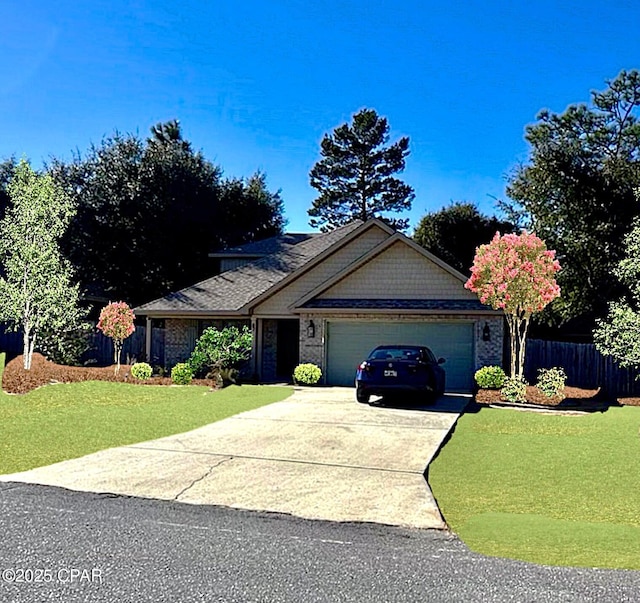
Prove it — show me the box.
[326,321,475,391]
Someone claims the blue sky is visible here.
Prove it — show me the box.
[1,1,638,232]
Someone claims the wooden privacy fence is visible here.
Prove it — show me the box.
[89,328,147,366]
[0,327,21,355]
[0,324,165,368]
[524,339,640,396]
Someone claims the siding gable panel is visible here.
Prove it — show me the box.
[317,240,476,301]
[252,225,390,315]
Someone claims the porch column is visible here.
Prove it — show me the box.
[145,316,152,363]
[252,317,263,381]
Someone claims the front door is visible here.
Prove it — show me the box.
[276,319,300,380]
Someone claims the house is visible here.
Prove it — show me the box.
[135,219,503,391]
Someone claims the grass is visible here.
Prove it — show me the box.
[0,379,292,474]
[429,405,640,569]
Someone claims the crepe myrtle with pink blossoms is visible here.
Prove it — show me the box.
[465,232,561,379]
[97,301,136,374]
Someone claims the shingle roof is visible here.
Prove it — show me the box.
[209,233,316,256]
[300,299,496,312]
[136,221,363,314]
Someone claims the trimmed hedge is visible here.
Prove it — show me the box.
[474,365,506,389]
[171,363,193,385]
[131,362,153,381]
[293,363,322,385]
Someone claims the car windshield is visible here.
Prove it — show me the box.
[369,347,422,361]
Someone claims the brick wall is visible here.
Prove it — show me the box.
[298,313,326,371]
[475,317,504,369]
[164,318,198,368]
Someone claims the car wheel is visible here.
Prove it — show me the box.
[356,387,370,404]
[426,378,439,403]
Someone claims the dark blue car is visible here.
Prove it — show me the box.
[355,345,446,404]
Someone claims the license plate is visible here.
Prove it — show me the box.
[384,370,397,377]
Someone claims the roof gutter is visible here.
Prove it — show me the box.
[291,307,503,316]
[134,309,249,318]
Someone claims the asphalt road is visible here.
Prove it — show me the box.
[0,483,638,603]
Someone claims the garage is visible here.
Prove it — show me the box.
[325,321,475,391]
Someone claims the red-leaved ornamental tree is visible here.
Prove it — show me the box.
[465,232,561,379]
[97,301,136,374]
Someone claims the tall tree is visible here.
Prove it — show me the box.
[139,125,226,297]
[504,70,640,327]
[308,108,414,232]
[0,160,83,369]
[218,172,285,247]
[594,215,640,370]
[49,133,147,304]
[413,202,516,274]
[49,121,285,305]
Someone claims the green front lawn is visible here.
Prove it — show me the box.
[429,405,640,569]
[0,376,292,474]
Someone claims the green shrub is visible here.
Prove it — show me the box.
[536,367,567,398]
[37,322,93,366]
[131,362,153,381]
[501,376,528,403]
[293,363,322,385]
[474,365,506,389]
[188,325,252,378]
[171,363,193,385]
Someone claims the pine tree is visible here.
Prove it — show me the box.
[308,108,414,232]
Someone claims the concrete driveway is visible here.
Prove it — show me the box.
[0,387,468,529]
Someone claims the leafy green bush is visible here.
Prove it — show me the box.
[37,322,93,366]
[501,376,528,403]
[131,362,153,381]
[171,363,193,385]
[536,367,567,398]
[474,365,506,389]
[188,325,252,378]
[293,363,322,385]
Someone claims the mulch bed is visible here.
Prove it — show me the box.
[1,353,214,395]
[618,396,640,406]
[476,385,640,409]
